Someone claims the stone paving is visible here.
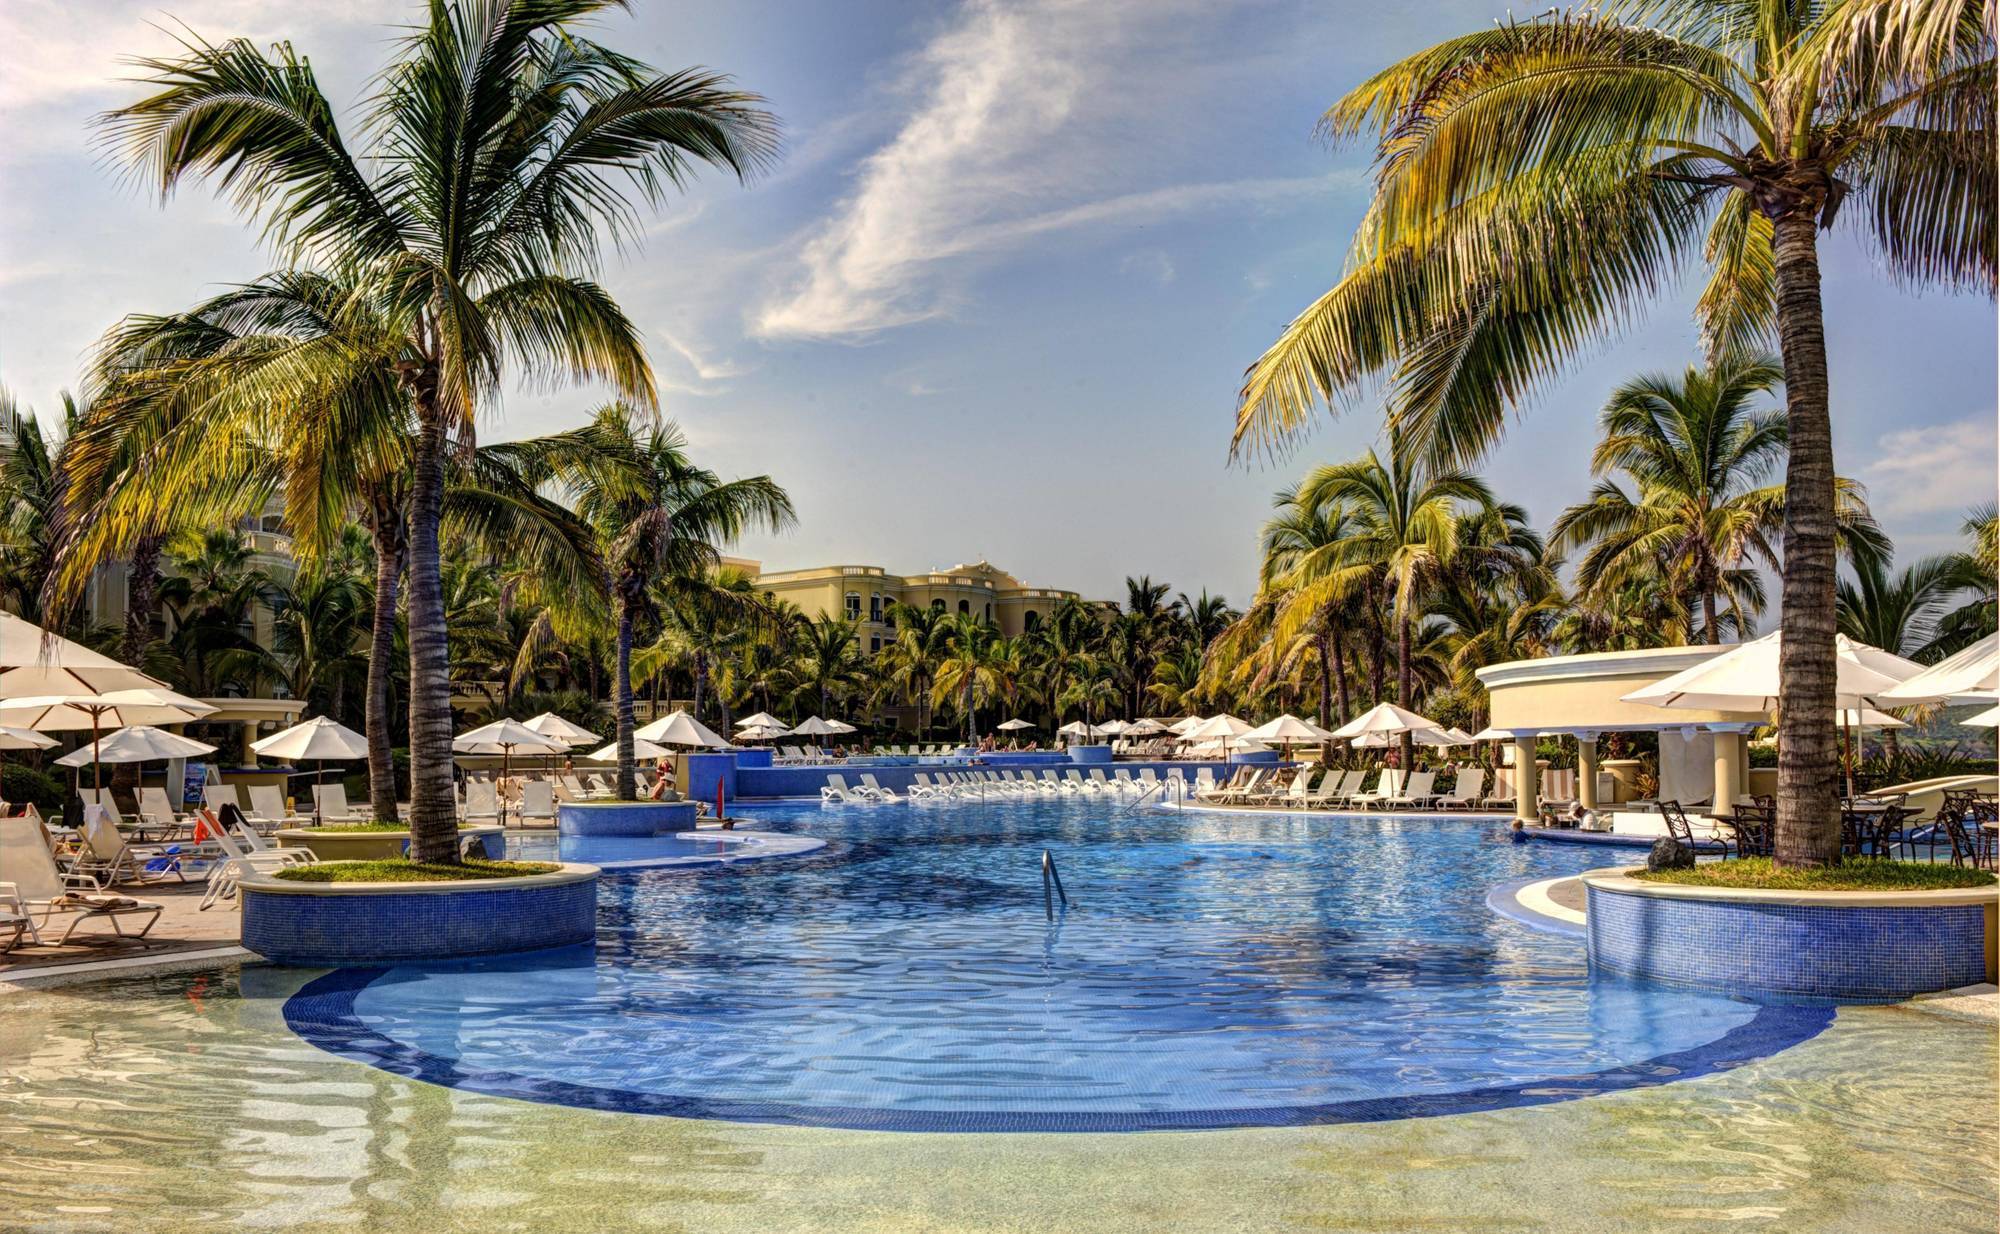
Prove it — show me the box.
[0,879,242,976]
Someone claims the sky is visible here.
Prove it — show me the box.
[2,0,1994,609]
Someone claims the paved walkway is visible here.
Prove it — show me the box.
[1,879,243,977]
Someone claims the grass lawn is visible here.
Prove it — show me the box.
[273,859,561,883]
[1631,858,1997,892]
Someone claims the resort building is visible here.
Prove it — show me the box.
[740,558,1086,654]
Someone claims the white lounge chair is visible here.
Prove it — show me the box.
[820,774,872,804]
[1211,768,1269,804]
[315,783,371,823]
[205,784,243,814]
[200,814,315,910]
[1481,768,1516,810]
[1348,769,1403,809]
[857,773,900,802]
[460,780,501,821]
[1434,769,1486,809]
[1385,770,1438,809]
[76,808,185,885]
[520,780,555,820]
[137,786,183,832]
[246,785,303,829]
[0,816,163,943]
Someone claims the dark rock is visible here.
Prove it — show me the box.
[1647,837,1695,872]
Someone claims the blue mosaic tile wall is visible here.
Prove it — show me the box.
[1587,885,1993,1002]
[557,801,698,836]
[733,758,1237,800]
[243,877,597,967]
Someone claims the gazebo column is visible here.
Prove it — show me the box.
[1512,734,1539,823]
[1575,731,1600,810]
[1709,725,1749,815]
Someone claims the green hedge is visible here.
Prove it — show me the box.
[2,763,66,810]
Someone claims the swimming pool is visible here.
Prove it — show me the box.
[285,800,1831,1133]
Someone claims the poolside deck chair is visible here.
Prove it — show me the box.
[909,772,948,800]
[1189,768,1218,798]
[1317,769,1363,807]
[857,773,900,802]
[1210,768,1268,804]
[1087,769,1116,793]
[0,816,163,944]
[245,785,304,830]
[1112,769,1137,794]
[205,784,243,814]
[1481,768,1516,809]
[198,810,314,910]
[1298,770,1345,809]
[315,783,371,824]
[1384,770,1438,809]
[1434,769,1486,810]
[520,780,555,821]
[820,774,871,804]
[77,808,185,885]
[1247,770,1304,805]
[461,780,500,821]
[137,786,184,832]
[585,774,612,796]
[1348,769,1403,809]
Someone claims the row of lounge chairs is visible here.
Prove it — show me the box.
[1194,767,1512,811]
[821,768,1176,803]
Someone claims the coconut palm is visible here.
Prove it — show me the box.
[878,602,952,736]
[786,615,868,722]
[1835,552,1978,660]
[1296,434,1494,765]
[0,391,80,626]
[1235,1,1992,864]
[520,406,793,798]
[100,3,778,859]
[1551,353,1886,640]
[934,614,1015,743]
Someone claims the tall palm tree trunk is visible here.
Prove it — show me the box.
[1328,621,1352,724]
[1769,212,1841,869]
[1365,579,1387,703]
[1396,612,1414,771]
[1314,631,1334,729]
[366,509,405,822]
[404,411,458,863]
[614,593,636,800]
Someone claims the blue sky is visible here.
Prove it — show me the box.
[2,0,1993,607]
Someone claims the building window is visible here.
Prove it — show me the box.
[870,593,882,622]
[870,635,881,653]
[984,602,991,622]
[1024,610,1040,631]
[844,591,861,619]
[931,599,946,612]
[958,599,970,614]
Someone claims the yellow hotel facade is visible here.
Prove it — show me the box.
[731,557,1086,655]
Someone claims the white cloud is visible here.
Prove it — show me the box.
[1119,249,1176,286]
[753,0,1341,340]
[1861,414,1999,517]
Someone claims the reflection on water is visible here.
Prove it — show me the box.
[0,965,1992,1232]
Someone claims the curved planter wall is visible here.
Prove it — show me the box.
[241,863,599,967]
[557,800,698,837]
[1583,868,1998,1002]
[274,825,505,862]
[1067,745,1114,765]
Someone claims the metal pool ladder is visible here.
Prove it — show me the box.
[1042,848,1070,920]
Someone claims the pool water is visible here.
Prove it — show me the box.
[287,800,1830,1132]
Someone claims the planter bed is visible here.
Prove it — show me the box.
[240,861,599,967]
[276,824,505,861]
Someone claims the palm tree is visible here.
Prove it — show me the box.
[101,4,778,860]
[1836,553,1976,660]
[0,391,78,626]
[789,615,868,721]
[519,406,792,798]
[1551,354,1886,640]
[934,614,1014,743]
[1234,3,1993,865]
[1298,434,1494,766]
[878,602,951,735]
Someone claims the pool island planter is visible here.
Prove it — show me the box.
[1582,867,1998,1002]
[557,799,699,837]
[274,824,505,862]
[240,862,600,967]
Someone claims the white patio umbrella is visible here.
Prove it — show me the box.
[586,737,672,762]
[57,725,217,809]
[1470,726,1514,741]
[1352,727,1462,748]
[1877,632,1999,704]
[251,716,370,818]
[823,719,858,735]
[995,718,1034,731]
[1444,727,1476,744]
[2,686,219,798]
[0,611,171,697]
[0,724,56,752]
[1166,716,1204,735]
[735,723,792,741]
[1244,714,1335,744]
[789,715,840,736]
[1329,702,1444,743]
[634,709,734,748]
[735,711,786,730]
[1961,703,2000,728]
[523,712,601,747]
[1056,719,1100,739]
[1623,632,1924,796]
[1122,718,1168,736]
[1178,713,1254,757]
[1622,632,1922,711]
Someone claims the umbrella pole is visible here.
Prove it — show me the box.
[1841,719,1855,799]
[91,712,102,804]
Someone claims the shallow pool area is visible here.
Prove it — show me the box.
[295,801,1831,1132]
[1,799,1993,1232]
